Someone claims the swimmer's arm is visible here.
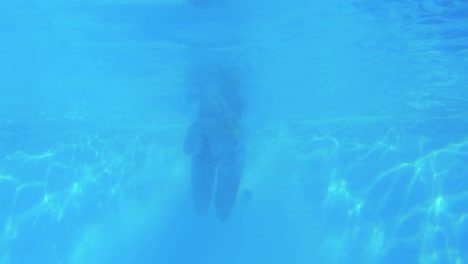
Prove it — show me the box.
[184,122,202,155]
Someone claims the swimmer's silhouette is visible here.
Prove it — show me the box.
[184,65,245,221]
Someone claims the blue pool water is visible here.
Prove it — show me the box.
[1,0,468,263]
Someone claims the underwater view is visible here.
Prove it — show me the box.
[1,0,468,263]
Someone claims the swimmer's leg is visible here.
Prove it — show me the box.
[191,154,216,215]
[215,155,243,221]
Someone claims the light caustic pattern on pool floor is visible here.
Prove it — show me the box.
[0,119,467,263]
[0,128,188,263]
[280,119,468,263]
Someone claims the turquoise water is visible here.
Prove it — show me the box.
[1,0,468,263]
